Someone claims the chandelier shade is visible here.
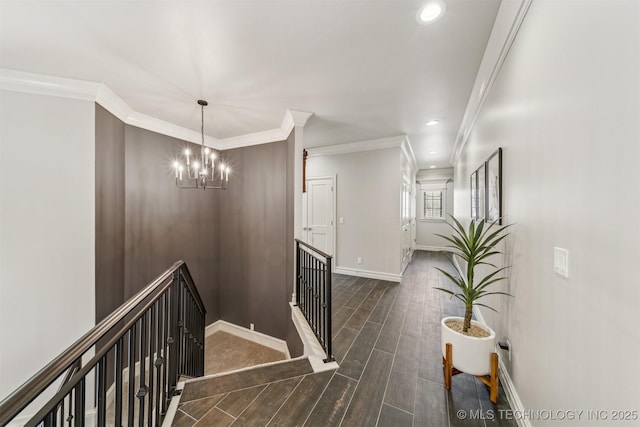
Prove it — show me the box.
[173,100,229,190]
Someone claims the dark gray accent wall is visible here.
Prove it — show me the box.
[123,126,220,323]
[95,108,301,354]
[217,140,292,342]
[95,105,125,323]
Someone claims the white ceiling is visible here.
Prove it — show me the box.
[0,0,500,169]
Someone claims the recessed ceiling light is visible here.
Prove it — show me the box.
[429,151,437,154]
[430,165,437,169]
[417,1,447,24]
[425,120,440,126]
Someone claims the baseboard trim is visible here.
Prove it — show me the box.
[414,245,450,252]
[205,320,291,359]
[471,307,529,427]
[498,357,531,427]
[334,267,401,282]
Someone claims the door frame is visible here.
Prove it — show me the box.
[401,172,414,273]
[304,175,337,270]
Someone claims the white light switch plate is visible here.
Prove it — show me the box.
[554,247,569,278]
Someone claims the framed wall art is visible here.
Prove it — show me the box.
[470,170,478,219]
[477,163,486,221]
[486,148,502,224]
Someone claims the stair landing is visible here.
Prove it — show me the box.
[204,331,287,376]
[173,358,321,426]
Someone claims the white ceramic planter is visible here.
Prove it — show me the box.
[441,316,496,376]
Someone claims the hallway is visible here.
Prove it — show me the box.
[174,251,516,426]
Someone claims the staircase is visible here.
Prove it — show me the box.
[166,241,338,426]
[0,240,334,427]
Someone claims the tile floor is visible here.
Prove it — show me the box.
[204,331,287,376]
[173,251,517,426]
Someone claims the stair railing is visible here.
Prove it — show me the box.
[295,239,334,362]
[0,260,205,427]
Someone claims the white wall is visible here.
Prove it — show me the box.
[454,1,639,423]
[0,91,95,402]
[307,147,402,279]
[415,168,454,249]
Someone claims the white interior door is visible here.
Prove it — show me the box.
[304,177,334,256]
[401,174,413,271]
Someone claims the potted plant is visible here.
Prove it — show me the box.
[434,216,511,402]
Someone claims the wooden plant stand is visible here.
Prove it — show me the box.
[442,342,499,403]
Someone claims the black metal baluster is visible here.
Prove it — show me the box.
[194,298,199,376]
[127,325,136,427]
[178,283,184,376]
[308,251,312,323]
[138,313,147,427]
[190,296,195,376]
[184,291,190,376]
[309,250,313,325]
[59,395,65,426]
[162,288,170,413]
[303,249,308,315]
[312,252,316,329]
[201,307,205,376]
[189,298,195,377]
[199,309,204,376]
[74,378,85,427]
[114,338,124,427]
[319,261,325,347]
[147,303,156,426]
[304,251,311,323]
[96,355,106,426]
[295,241,301,306]
[177,281,184,381]
[310,254,314,330]
[315,257,320,335]
[178,282,184,376]
[67,390,74,427]
[42,409,54,427]
[325,257,333,361]
[193,297,197,376]
[167,274,180,397]
[154,294,164,424]
[303,249,307,317]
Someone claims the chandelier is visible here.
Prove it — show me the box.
[173,100,230,189]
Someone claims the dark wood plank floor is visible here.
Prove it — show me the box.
[173,251,517,427]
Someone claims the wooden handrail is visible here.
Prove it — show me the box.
[295,238,332,260]
[0,260,205,426]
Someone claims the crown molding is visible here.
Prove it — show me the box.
[127,111,210,145]
[94,83,133,123]
[450,0,533,165]
[401,136,418,172]
[287,110,314,127]
[216,127,289,150]
[417,178,452,186]
[0,68,311,150]
[0,68,99,101]
[306,135,406,157]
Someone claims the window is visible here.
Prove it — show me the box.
[421,188,446,220]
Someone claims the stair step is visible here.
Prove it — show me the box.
[180,357,313,403]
